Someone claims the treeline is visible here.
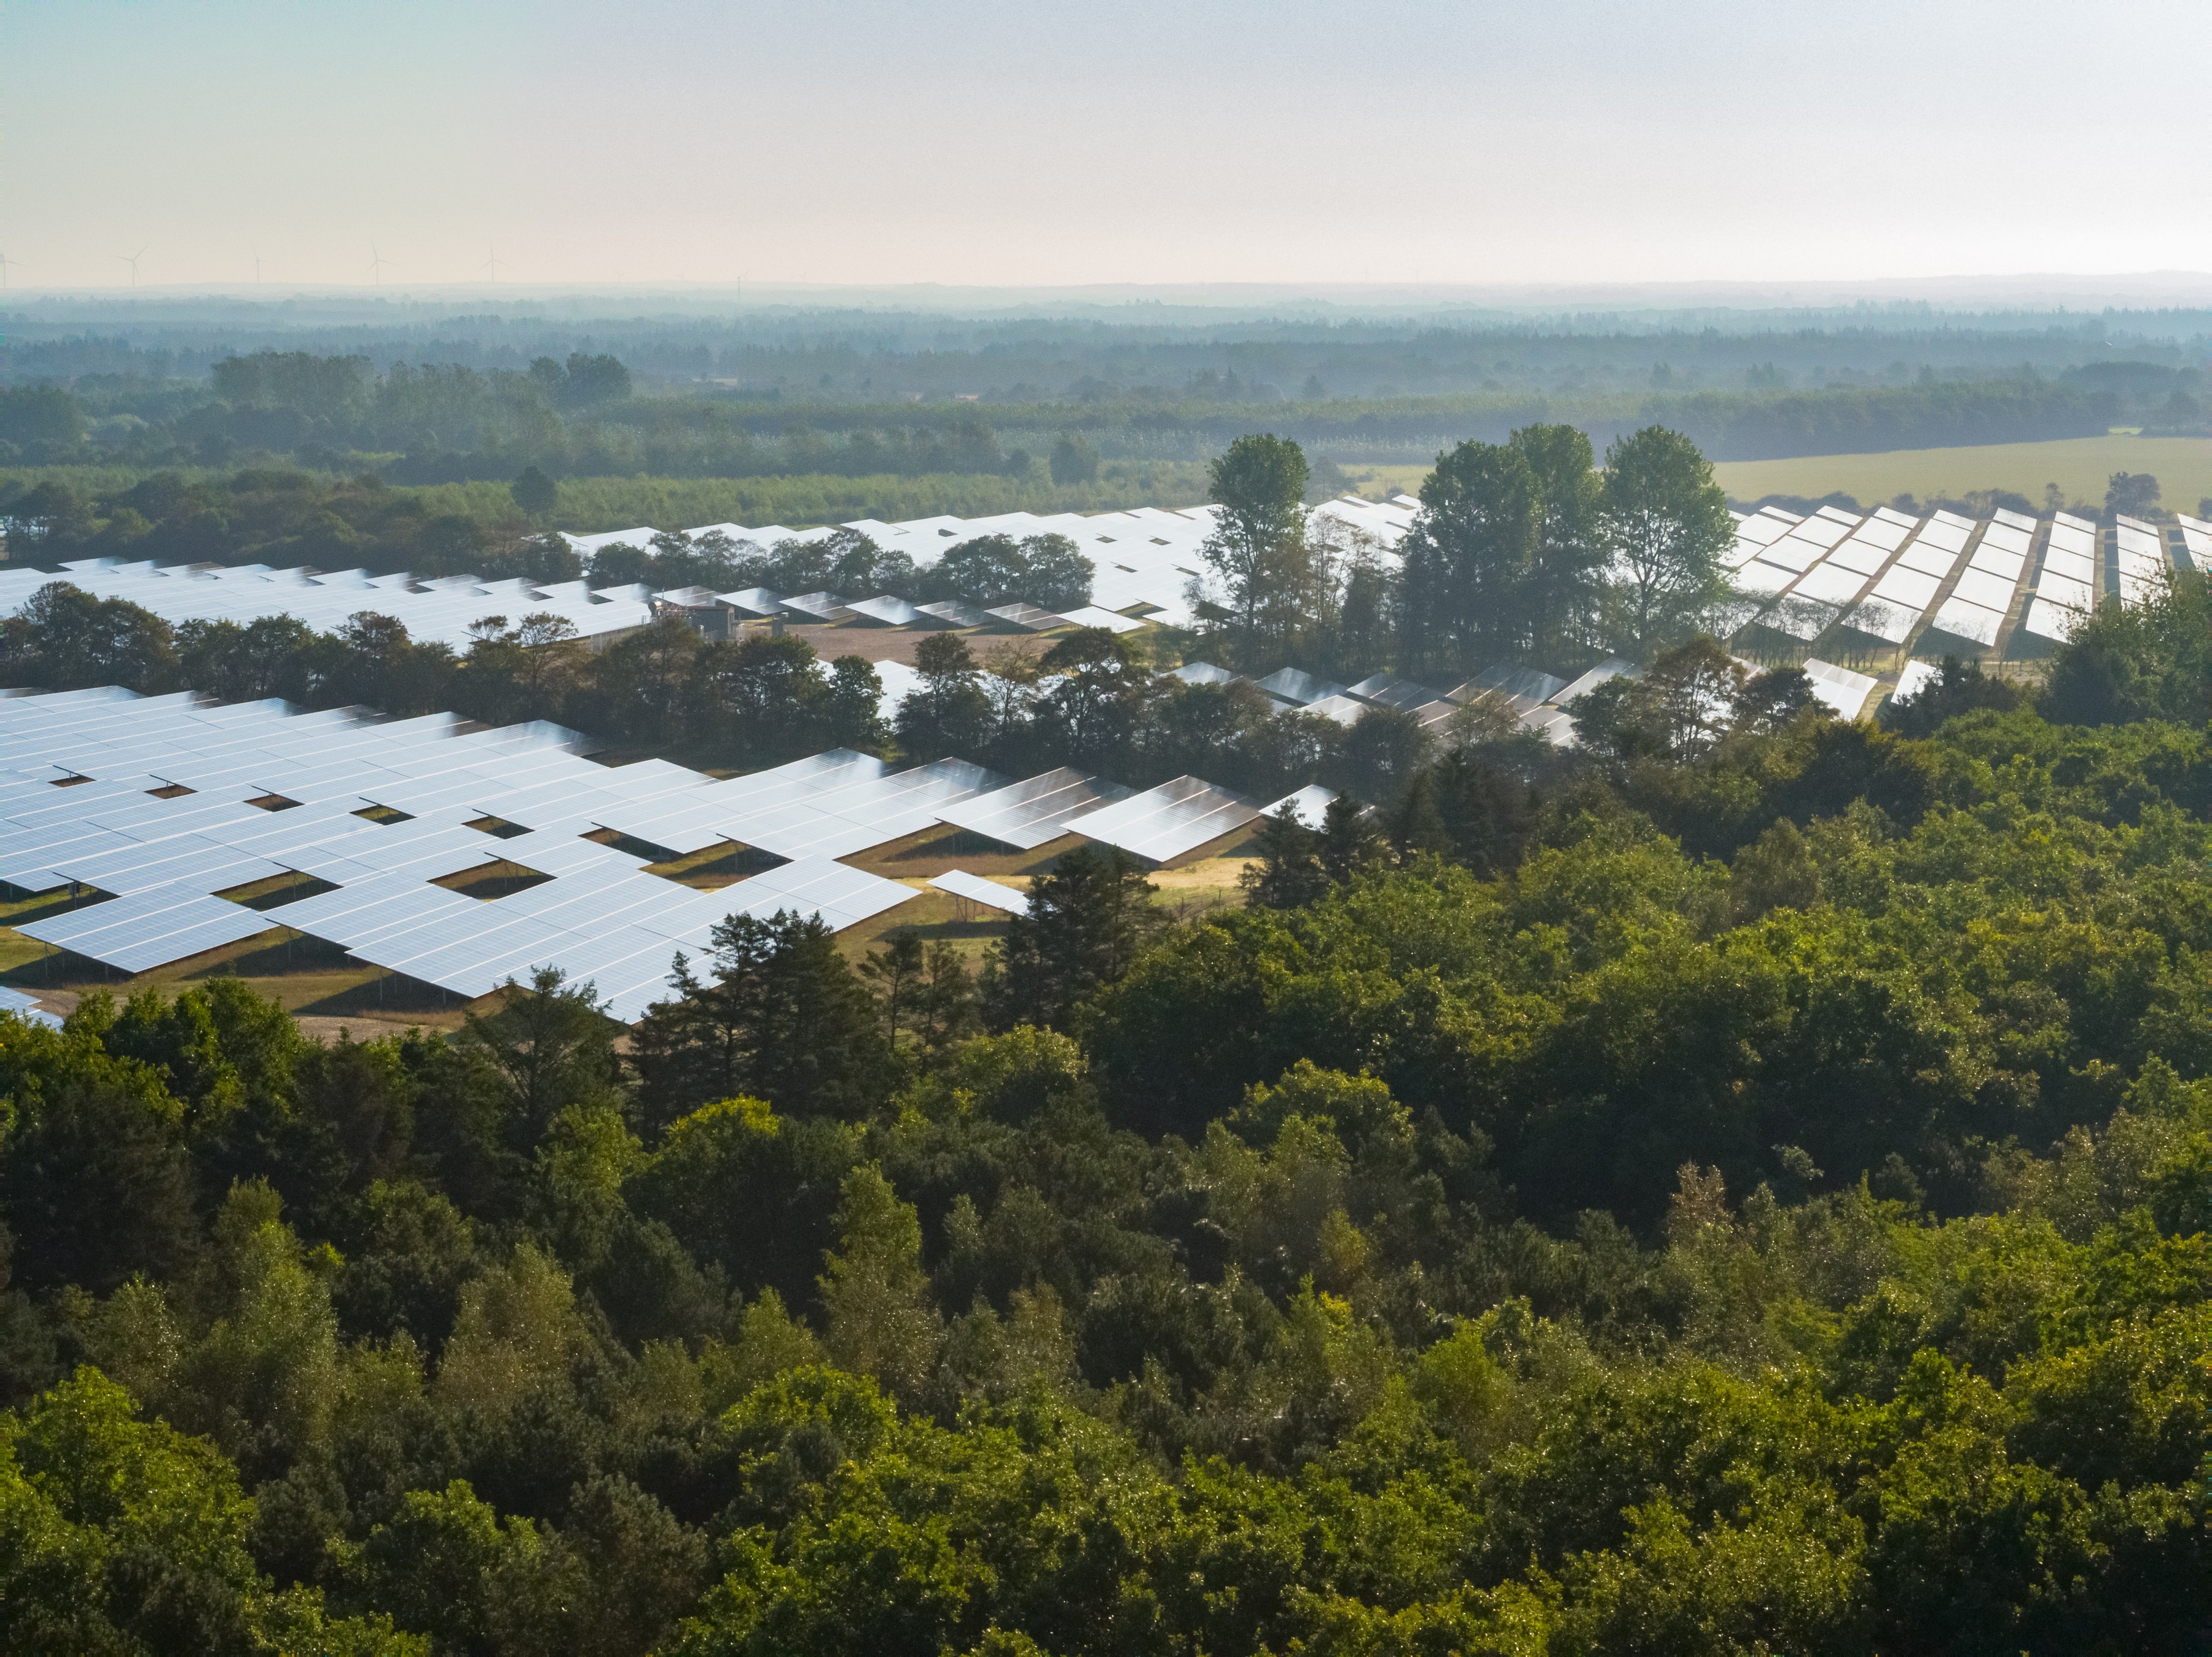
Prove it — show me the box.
[10,632,2212,1648]
[0,578,1474,803]
[0,345,2154,485]
[0,465,1217,571]
[10,298,2206,405]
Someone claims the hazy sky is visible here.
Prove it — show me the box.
[6,0,2210,291]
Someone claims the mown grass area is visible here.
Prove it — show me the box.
[1354,437,2212,516]
[1712,435,2212,510]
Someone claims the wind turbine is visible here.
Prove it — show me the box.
[115,246,147,287]
[0,251,23,290]
[482,238,503,283]
[368,242,395,286]
[252,249,262,285]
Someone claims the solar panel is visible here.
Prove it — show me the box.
[1802,659,1879,720]
[1062,776,1263,863]
[1790,562,1872,607]
[0,986,62,1029]
[1055,606,1142,634]
[914,600,992,628]
[936,767,1134,849]
[1344,675,1440,711]
[1253,667,1350,706]
[715,856,919,931]
[930,868,1030,915]
[2022,596,2089,643]
[1260,784,1336,827]
[1925,599,2004,647]
[18,884,277,972]
[848,596,925,626]
[1950,567,2018,613]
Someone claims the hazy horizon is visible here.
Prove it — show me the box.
[6,0,2208,293]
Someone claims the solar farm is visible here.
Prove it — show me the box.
[1,491,2198,1027]
[0,687,1335,1024]
[1725,503,2200,659]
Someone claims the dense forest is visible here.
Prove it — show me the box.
[8,558,2212,1650]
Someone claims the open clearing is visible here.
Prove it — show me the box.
[1349,436,2212,513]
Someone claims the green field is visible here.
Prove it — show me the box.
[1712,436,2212,511]
[1352,437,2212,514]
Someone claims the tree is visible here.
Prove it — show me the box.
[0,582,176,693]
[633,911,894,1124]
[509,465,558,518]
[818,1164,942,1399]
[825,655,887,752]
[1049,432,1100,485]
[457,967,624,1154]
[2106,470,2162,518]
[1599,427,1734,658]
[559,352,632,408]
[0,1023,198,1295]
[895,632,992,760]
[1397,439,1541,674]
[1880,655,2022,737]
[984,844,1167,1031]
[1241,805,1327,909]
[1508,422,1606,661]
[1202,434,1310,641]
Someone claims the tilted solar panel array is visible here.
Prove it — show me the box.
[0,687,1335,1018]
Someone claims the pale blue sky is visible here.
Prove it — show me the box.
[4,0,2208,290]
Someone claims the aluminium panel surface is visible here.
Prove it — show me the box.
[1344,675,1440,710]
[1895,540,1963,579]
[1757,535,1827,573]
[1968,547,2026,583]
[0,986,62,1029]
[2022,597,2088,642]
[1826,537,1892,577]
[1789,561,1872,607]
[1924,598,2005,648]
[1786,516,1850,549]
[18,883,277,972]
[1949,567,2020,613]
[1869,567,1942,612]
[1802,659,1880,720]
[1733,560,1795,596]
[1055,606,1143,634]
[936,767,1134,849]
[1760,597,1839,641]
[1550,660,1637,706]
[929,868,1031,915]
[1252,667,1349,706]
[1169,662,1242,687]
[1061,776,1263,863]
[1840,597,1920,644]
[2035,573,2096,612]
[1848,518,1912,553]
[1260,784,1336,827]
[712,856,919,931]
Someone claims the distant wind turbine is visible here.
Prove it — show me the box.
[252,249,262,285]
[0,251,23,289]
[369,242,395,286]
[115,246,147,287]
[482,238,503,282]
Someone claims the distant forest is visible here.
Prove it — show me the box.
[0,297,2206,489]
